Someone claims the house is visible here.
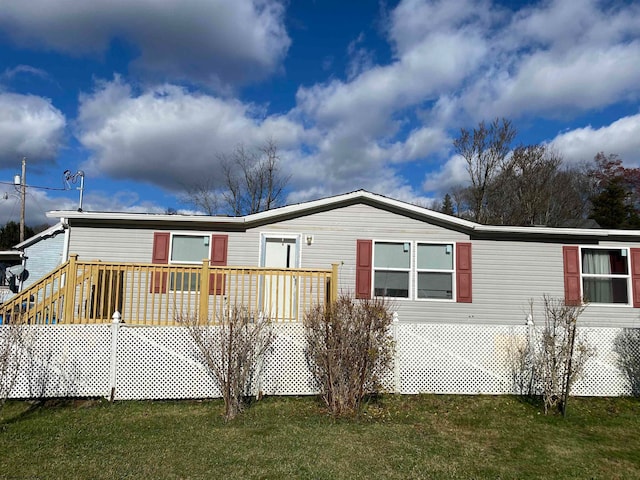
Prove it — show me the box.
[13,222,67,291]
[38,189,640,329]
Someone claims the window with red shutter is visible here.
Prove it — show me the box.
[356,239,372,299]
[455,242,472,303]
[151,232,170,294]
[209,235,228,295]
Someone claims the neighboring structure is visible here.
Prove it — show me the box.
[0,249,22,300]
[13,223,66,290]
[42,189,640,329]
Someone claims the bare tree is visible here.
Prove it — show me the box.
[178,308,274,421]
[453,118,517,223]
[508,296,594,415]
[182,140,290,216]
[181,178,220,215]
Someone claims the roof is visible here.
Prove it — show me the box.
[47,189,640,241]
[13,223,66,250]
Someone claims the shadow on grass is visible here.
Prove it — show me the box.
[0,397,104,427]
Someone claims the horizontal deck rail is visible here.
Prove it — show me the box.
[1,255,339,325]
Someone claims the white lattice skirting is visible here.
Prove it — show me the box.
[1,323,638,400]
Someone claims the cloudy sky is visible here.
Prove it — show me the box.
[1,0,639,225]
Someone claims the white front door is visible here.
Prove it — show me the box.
[261,236,299,320]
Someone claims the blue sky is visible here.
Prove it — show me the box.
[0,0,639,225]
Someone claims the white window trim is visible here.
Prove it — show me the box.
[579,246,631,306]
[168,233,212,293]
[415,242,456,303]
[372,240,412,300]
[168,233,212,265]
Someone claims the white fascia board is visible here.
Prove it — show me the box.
[472,225,609,237]
[46,210,244,225]
[244,190,480,230]
[13,222,67,249]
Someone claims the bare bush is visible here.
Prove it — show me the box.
[304,295,395,417]
[509,296,594,415]
[1,312,33,408]
[178,308,274,421]
[613,328,640,396]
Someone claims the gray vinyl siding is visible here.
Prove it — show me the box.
[63,204,640,328]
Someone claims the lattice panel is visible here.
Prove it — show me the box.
[2,324,639,400]
[396,324,522,395]
[2,325,110,399]
[115,326,218,400]
[570,328,634,396]
[261,324,317,396]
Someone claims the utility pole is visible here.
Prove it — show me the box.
[20,157,26,243]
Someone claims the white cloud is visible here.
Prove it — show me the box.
[59,0,640,210]
[0,93,66,168]
[0,0,291,90]
[421,154,469,195]
[549,114,640,167]
[76,78,306,190]
[453,0,640,121]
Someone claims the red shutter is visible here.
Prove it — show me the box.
[631,248,640,308]
[456,242,472,303]
[563,246,581,306]
[151,232,170,294]
[209,235,228,295]
[356,240,372,299]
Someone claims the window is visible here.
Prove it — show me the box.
[374,242,411,298]
[170,235,210,291]
[416,243,454,300]
[581,248,629,304]
[358,240,470,301]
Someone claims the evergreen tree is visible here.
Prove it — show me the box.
[441,193,454,215]
[588,153,640,229]
[0,221,35,249]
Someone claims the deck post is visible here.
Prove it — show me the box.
[330,263,339,305]
[199,259,210,322]
[63,254,78,323]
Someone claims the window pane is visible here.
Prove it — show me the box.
[374,242,410,269]
[583,277,628,304]
[417,272,452,299]
[417,244,453,270]
[172,235,209,263]
[582,249,628,275]
[170,272,200,292]
[374,271,409,297]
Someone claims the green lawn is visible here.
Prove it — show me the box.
[1,395,639,479]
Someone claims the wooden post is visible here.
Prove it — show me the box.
[64,254,78,323]
[330,263,339,305]
[199,259,210,322]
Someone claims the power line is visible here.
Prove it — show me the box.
[0,180,67,191]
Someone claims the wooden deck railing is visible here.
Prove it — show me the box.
[0,255,339,325]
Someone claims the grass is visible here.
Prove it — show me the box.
[1,395,639,479]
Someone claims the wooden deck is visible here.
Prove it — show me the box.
[0,255,338,325]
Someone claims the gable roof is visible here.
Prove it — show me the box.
[47,189,640,241]
[14,222,66,250]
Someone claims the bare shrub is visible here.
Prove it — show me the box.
[1,312,33,408]
[613,328,640,396]
[506,327,536,397]
[304,295,395,417]
[178,308,274,421]
[509,296,594,415]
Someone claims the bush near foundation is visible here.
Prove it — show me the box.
[304,295,395,417]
